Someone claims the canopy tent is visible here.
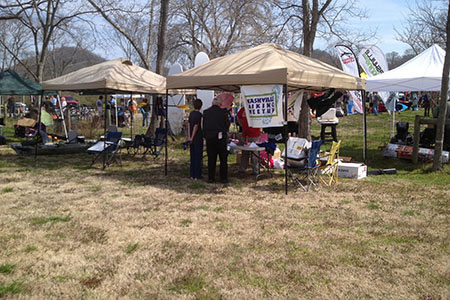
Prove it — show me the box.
[42,58,172,94]
[0,69,44,95]
[42,58,187,169]
[167,43,365,194]
[167,43,365,92]
[366,44,446,92]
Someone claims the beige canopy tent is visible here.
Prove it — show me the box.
[42,58,168,94]
[167,43,365,92]
[167,43,365,194]
[42,58,178,169]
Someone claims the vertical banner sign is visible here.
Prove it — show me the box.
[287,91,304,121]
[358,45,392,111]
[240,85,284,128]
[335,45,363,113]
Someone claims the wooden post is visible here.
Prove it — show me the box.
[412,115,421,164]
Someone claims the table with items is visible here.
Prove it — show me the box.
[229,142,273,180]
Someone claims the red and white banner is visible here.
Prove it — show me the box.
[335,45,363,113]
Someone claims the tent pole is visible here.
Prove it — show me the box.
[284,84,288,195]
[103,90,107,170]
[165,89,169,176]
[57,95,68,139]
[34,92,43,161]
[130,92,133,140]
[392,108,395,138]
[363,91,367,163]
[115,97,118,128]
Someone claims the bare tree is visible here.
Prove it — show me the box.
[433,1,450,171]
[87,0,158,70]
[147,0,170,136]
[0,19,30,71]
[396,0,447,54]
[0,0,95,82]
[276,0,373,140]
[168,0,278,65]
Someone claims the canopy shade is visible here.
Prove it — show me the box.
[366,44,447,92]
[167,43,365,92]
[0,70,44,95]
[42,58,169,94]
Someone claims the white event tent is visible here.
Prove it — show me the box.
[366,44,447,92]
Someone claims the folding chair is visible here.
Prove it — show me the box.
[87,131,123,168]
[320,140,341,186]
[147,128,167,159]
[67,130,78,144]
[287,140,323,191]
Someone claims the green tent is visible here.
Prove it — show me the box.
[0,70,43,95]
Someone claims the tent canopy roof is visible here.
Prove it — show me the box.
[42,58,168,94]
[0,70,44,95]
[167,43,365,92]
[366,44,446,92]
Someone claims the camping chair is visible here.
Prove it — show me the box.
[128,128,167,159]
[320,140,341,186]
[87,131,123,168]
[67,130,78,144]
[147,128,167,159]
[287,140,323,191]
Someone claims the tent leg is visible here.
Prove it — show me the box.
[103,91,107,170]
[34,92,43,162]
[363,92,367,164]
[284,84,288,195]
[130,92,133,140]
[165,89,169,176]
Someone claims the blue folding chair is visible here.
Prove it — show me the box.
[287,140,323,191]
[147,128,167,159]
[87,131,123,168]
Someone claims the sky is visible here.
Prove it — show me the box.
[360,0,411,54]
[99,0,413,60]
[314,0,411,55]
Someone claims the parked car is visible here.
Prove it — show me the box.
[57,96,80,108]
[15,102,29,116]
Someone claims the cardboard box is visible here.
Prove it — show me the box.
[338,162,367,179]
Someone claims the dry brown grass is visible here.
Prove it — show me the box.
[0,146,449,299]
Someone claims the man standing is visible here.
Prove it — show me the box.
[140,98,151,127]
[7,97,15,118]
[237,107,261,175]
[423,93,431,117]
[203,97,230,183]
[372,92,382,116]
[96,96,103,117]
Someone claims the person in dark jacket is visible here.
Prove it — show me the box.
[203,97,230,183]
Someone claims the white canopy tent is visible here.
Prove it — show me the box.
[366,44,447,92]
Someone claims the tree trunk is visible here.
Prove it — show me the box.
[148,0,170,136]
[297,0,313,141]
[432,1,450,171]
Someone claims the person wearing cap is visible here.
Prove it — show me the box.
[203,97,230,183]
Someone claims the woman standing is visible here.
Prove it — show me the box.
[187,99,203,180]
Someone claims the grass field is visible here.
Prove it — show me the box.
[0,110,449,299]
